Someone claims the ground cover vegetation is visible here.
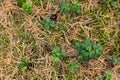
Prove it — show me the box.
[0,0,120,80]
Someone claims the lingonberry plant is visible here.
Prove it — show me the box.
[96,71,112,80]
[101,0,117,8]
[16,0,32,13]
[41,17,56,30]
[110,54,118,66]
[59,2,71,14]
[74,38,103,61]
[16,0,26,7]
[67,60,80,73]
[51,47,66,61]
[23,1,32,13]
[19,56,30,71]
[71,2,81,14]
[104,71,112,80]
[59,1,81,14]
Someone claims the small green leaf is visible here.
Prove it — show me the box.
[104,71,112,80]
[46,17,51,22]
[53,47,60,53]
[110,2,117,8]
[67,60,80,72]
[23,1,32,13]
[51,56,60,61]
[41,17,56,30]
[73,38,103,62]
[19,64,27,71]
[22,56,29,64]
[74,41,81,49]
[51,47,66,62]
[110,54,118,65]
[60,51,66,56]
[71,2,81,14]
[50,22,56,28]
[16,0,26,7]
[59,2,71,14]
[18,56,29,71]
[96,78,103,80]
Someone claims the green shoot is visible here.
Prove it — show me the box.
[41,17,56,30]
[18,56,30,71]
[67,60,80,73]
[74,38,103,61]
[51,47,66,61]
[23,1,32,13]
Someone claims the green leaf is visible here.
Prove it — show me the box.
[46,17,51,23]
[59,2,71,14]
[51,56,60,61]
[71,2,81,14]
[16,0,26,7]
[22,56,29,64]
[50,22,56,28]
[104,71,112,80]
[60,51,66,56]
[51,47,66,62]
[67,60,80,72]
[73,38,103,62]
[53,47,61,53]
[96,78,103,80]
[19,64,27,71]
[41,17,56,30]
[110,2,117,8]
[74,41,81,49]
[23,1,32,13]
[44,24,50,30]
[86,44,92,52]
[110,54,118,65]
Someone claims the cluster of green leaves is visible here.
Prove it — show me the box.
[110,53,118,66]
[101,0,117,8]
[67,60,80,73]
[51,38,103,73]
[16,0,32,13]
[74,38,103,61]
[18,56,30,71]
[51,47,80,73]
[96,71,112,80]
[104,71,112,80]
[41,17,56,30]
[16,0,26,7]
[71,2,81,14]
[23,1,32,13]
[59,1,80,14]
[51,47,66,61]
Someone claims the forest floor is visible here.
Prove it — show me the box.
[0,0,120,80]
